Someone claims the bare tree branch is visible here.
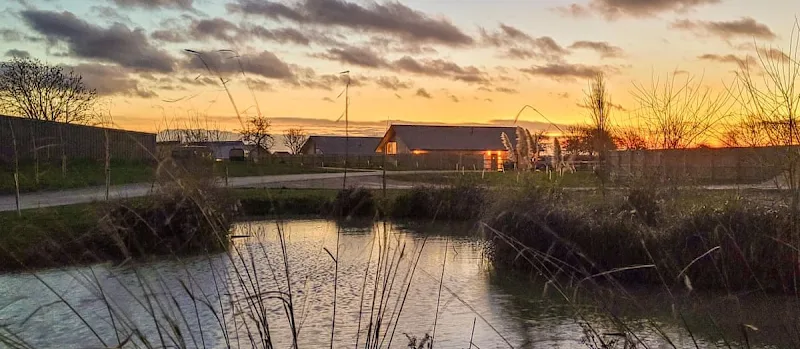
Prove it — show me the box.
[241,116,274,157]
[633,71,731,149]
[0,57,97,124]
[283,128,308,154]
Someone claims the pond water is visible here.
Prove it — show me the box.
[0,219,793,348]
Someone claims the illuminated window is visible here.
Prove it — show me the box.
[386,142,397,155]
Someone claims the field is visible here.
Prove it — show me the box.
[0,160,338,194]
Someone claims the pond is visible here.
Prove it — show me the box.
[0,219,793,348]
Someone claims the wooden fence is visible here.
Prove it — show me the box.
[607,146,797,183]
[0,115,156,164]
[258,153,487,171]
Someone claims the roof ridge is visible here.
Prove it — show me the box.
[391,124,516,128]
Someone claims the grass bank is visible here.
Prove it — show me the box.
[483,183,798,293]
[0,181,233,271]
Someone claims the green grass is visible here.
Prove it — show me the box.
[388,170,600,187]
[212,161,338,178]
[0,160,339,195]
[0,160,156,194]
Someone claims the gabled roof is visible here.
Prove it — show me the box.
[378,124,519,151]
[188,141,246,147]
[301,136,382,155]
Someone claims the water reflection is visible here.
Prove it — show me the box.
[0,219,789,349]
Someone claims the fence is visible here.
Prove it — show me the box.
[258,153,487,171]
[0,115,156,164]
[607,146,797,184]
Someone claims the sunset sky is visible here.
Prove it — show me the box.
[0,0,796,137]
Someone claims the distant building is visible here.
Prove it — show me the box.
[186,141,247,160]
[299,136,382,155]
[375,124,519,170]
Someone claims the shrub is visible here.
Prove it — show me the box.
[625,186,662,226]
[330,187,376,218]
[391,184,486,220]
[485,184,800,292]
[99,182,234,258]
[657,201,797,292]
[391,186,435,218]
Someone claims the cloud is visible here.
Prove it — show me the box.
[178,76,217,86]
[367,37,438,55]
[0,29,22,41]
[90,6,132,24]
[481,25,569,62]
[554,4,591,17]
[245,25,322,46]
[245,78,272,91]
[449,95,459,102]
[758,47,790,62]
[392,56,489,84]
[111,0,194,11]
[520,63,607,81]
[292,68,365,90]
[374,76,413,90]
[415,88,432,98]
[395,93,402,99]
[226,0,473,46]
[558,0,720,19]
[4,49,30,59]
[151,29,187,43]
[316,45,388,68]
[671,17,776,40]
[189,17,239,42]
[183,50,294,80]
[495,87,519,94]
[68,63,157,98]
[697,53,753,67]
[550,92,571,99]
[21,10,176,72]
[569,41,624,58]
[150,16,333,46]
[225,0,305,21]
[322,97,335,103]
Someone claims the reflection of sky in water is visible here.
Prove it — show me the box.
[0,220,783,348]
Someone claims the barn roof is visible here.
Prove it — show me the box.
[301,136,382,155]
[377,124,519,151]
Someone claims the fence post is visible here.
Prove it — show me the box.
[8,120,21,216]
[104,128,110,202]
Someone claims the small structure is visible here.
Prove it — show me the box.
[186,141,247,161]
[299,136,382,156]
[375,124,518,170]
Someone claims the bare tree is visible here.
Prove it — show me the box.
[180,111,226,143]
[241,116,274,158]
[283,128,308,154]
[0,57,97,124]
[633,71,731,149]
[582,73,616,192]
[615,127,649,150]
[719,119,772,148]
[728,20,800,208]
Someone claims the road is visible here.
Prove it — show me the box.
[0,171,430,212]
[0,170,784,212]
